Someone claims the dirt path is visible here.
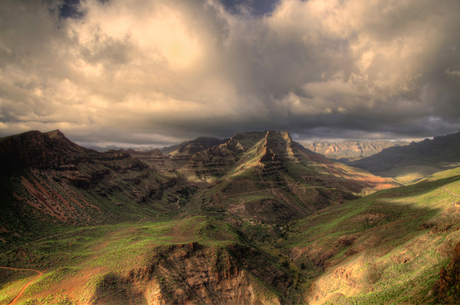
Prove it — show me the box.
[0,267,46,305]
[441,187,460,200]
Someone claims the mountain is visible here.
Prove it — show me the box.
[300,140,409,161]
[180,131,399,227]
[121,148,180,173]
[3,128,459,305]
[161,137,228,165]
[348,131,460,183]
[0,130,188,249]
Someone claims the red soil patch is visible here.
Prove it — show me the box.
[20,177,67,222]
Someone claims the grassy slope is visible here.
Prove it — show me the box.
[0,217,291,305]
[276,168,460,304]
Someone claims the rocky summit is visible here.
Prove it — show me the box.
[1,129,460,304]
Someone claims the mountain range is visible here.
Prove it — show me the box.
[349,131,460,184]
[301,140,409,161]
[1,129,460,304]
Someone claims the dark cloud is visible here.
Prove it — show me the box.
[0,0,460,146]
[221,0,279,16]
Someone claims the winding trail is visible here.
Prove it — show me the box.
[441,187,460,200]
[0,267,46,305]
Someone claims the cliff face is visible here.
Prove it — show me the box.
[103,242,292,305]
[301,140,408,161]
[0,217,293,305]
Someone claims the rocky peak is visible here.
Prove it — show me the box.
[150,148,163,155]
[0,130,73,171]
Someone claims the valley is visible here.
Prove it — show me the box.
[1,130,460,304]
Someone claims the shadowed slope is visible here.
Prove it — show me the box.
[0,130,189,250]
[349,131,460,184]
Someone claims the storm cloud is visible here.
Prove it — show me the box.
[1,0,459,147]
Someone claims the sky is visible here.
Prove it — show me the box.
[1,0,460,149]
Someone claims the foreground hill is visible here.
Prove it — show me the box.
[0,217,292,304]
[301,140,408,161]
[180,131,399,226]
[276,166,460,304]
[0,130,188,250]
[349,131,460,184]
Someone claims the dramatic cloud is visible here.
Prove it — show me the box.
[1,0,459,147]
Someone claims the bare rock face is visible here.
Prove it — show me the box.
[93,242,292,305]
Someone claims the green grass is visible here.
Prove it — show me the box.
[0,216,292,304]
[270,169,460,304]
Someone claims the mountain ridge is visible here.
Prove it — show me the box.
[348,131,460,183]
[300,140,409,161]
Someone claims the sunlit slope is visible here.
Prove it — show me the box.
[279,168,460,304]
[0,217,292,305]
[181,131,399,224]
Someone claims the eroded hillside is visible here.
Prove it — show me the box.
[0,130,190,249]
[180,131,399,226]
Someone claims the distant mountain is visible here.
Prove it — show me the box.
[181,131,399,226]
[121,148,179,173]
[349,131,460,183]
[161,137,228,165]
[300,140,409,161]
[0,130,187,249]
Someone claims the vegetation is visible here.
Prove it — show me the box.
[2,130,460,304]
